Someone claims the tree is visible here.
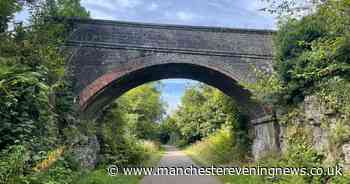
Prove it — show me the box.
[0,0,23,32]
[260,0,326,18]
[97,82,166,166]
[0,0,90,150]
[159,116,180,144]
[174,85,206,143]
[56,0,89,18]
[118,83,166,140]
[0,0,90,182]
[273,0,350,103]
[169,84,247,145]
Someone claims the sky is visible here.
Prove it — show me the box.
[160,79,198,114]
[15,0,278,114]
[81,0,276,29]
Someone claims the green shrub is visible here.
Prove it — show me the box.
[27,164,76,184]
[257,125,346,184]
[0,145,28,184]
[140,140,160,157]
[75,169,140,184]
[0,145,79,184]
[329,175,350,184]
[186,128,244,165]
[221,175,266,184]
[273,0,350,104]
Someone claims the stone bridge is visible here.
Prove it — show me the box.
[64,18,280,159]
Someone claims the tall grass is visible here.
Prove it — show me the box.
[76,140,163,184]
[139,140,163,167]
[185,128,241,166]
[185,127,350,184]
[184,128,268,184]
[75,169,141,184]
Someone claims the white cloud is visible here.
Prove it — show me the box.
[208,2,222,8]
[83,0,141,9]
[89,12,115,20]
[147,2,159,11]
[82,0,144,20]
[115,0,141,8]
[175,11,195,21]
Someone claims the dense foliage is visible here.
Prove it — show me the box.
[185,128,246,166]
[273,0,350,104]
[232,0,350,183]
[0,1,166,183]
[97,83,165,168]
[0,1,95,183]
[160,84,250,155]
[0,0,89,148]
[119,83,165,140]
[271,0,350,151]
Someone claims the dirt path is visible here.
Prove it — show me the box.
[140,145,222,184]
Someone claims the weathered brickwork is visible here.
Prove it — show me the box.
[67,19,274,57]
[65,19,278,159]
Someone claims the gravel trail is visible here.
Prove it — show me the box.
[140,145,222,184]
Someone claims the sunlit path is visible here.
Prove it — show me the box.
[140,145,222,184]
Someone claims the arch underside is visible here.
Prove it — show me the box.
[79,62,267,120]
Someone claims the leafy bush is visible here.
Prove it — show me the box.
[141,140,160,156]
[0,145,28,184]
[99,134,162,168]
[138,140,163,167]
[0,0,90,152]
[186,128,245,165]
[329,175,350,184]
[273,0,350,104]
[223,125,347,184]
[166,84,249,146]
[97,83,165,168]
[224,1,350,183]
[0,145,78,184]
[27,165,76,184]
[75,169,140,184]
[0,66,52,150]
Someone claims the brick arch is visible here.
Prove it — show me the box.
[79,60,267,120]
[67,19,280,159]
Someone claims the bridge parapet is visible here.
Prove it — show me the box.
[66,19,275,59]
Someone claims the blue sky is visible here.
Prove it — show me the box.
[16,0,277,113]
[81,0,276,28]
[160,79,198,114]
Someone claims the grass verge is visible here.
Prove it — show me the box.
[183,128,265,184]
[75,143,165,184]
